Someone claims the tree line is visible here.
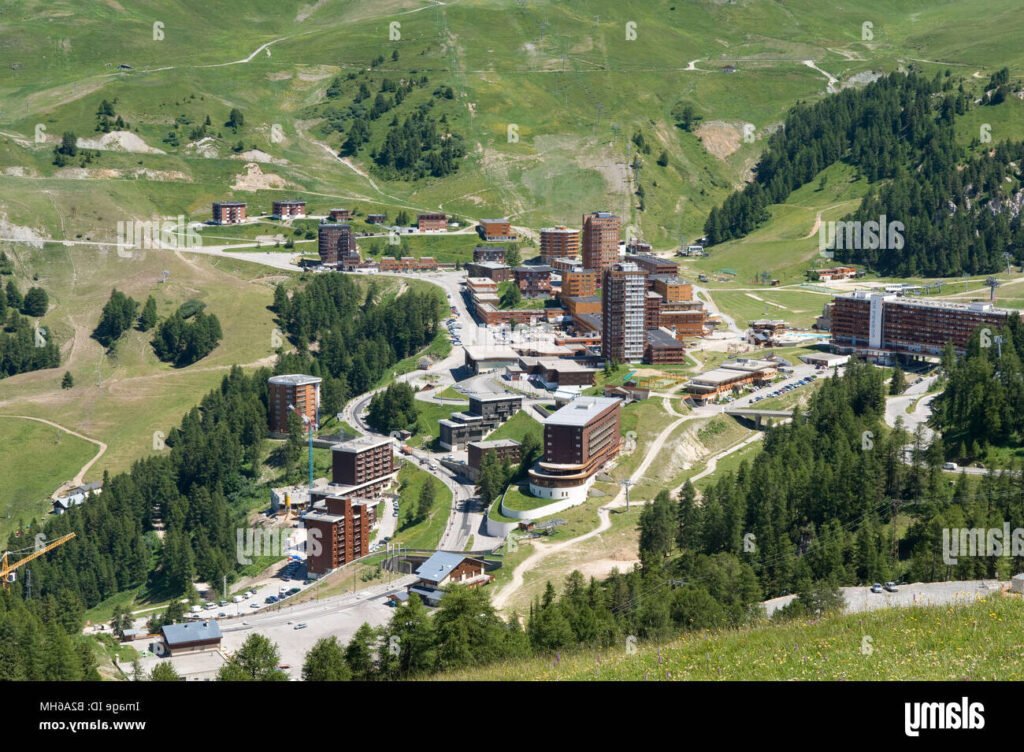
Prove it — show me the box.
[274,274,443,402]
[704,71,1024,276]
[0,278,57,378]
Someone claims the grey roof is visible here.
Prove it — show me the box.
[468,391,521,403]
[544,396,619,427]
[268,373,322,386]
[514,265,553,274]
[468,439,521,450]
[646,328,684,349]
[162,620,222,645]
[415,551,471,584]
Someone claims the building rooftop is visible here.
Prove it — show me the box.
[479,218,509,224]
[627,253,677,267]
[565,295,601,304]
[544,396,619,426]
[214,200,246,206]
[537,358,599,373]
[268,374,322,387]
[514,265,553,274]
[468,391,522,403]
[646,328,685,349]
[468,439,522,450]
[463,345,518,361]
[274,199,306,204]
[649,274,690,285]
[588,211,618,219]
[721,358,778,372]
[332,435,394,453]
[542,226,580,234]
[469,261,511,270]
[690,368,753,386]
[162,620,222,645]
[415,551,473,584]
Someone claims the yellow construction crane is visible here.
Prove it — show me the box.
[0,532,76,587]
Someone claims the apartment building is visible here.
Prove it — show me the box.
[332,435,395,486]
[644,328,687,364]
[581,212,621,272]
[560,268,598,299]
[514,265,553,298]
[466,439,522,482]
[540,226,582,265]
[478,218,515,241]
[626,253,678,276]
[328,208,352,221]
[304,495,374,576]
[272,199,307,219]
[438,392,523,449]
[318,222,358,267]
[601,262,646,363]
[473,245,506,263]
[417,212,447,232]
[212,201,246,225]
[267,374,321,435]
[464,261,513,282]
[831,291,1011,361]
[528,397,621,503]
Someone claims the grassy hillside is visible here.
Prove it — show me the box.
[0,417,98,540]
[441,593,1024,680]
[3,0,1024,249]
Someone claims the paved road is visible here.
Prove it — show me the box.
[763,579,1004,618]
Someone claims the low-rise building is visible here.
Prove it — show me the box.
[473,245,506,263]
[438,391,523,449]
[463,345,519,374]
[517,356,598,388]
[161,621,222,656]
[514,265,553,298]
[809,266,858,282]
[685,358,778,403]
[272,199,307,219]
[417,213,447,232]
[52,481,103,515]
[649,275,693,302]
[466,439,522,481]
[478,218,515,241]
[366,213,387,224]
[563,294,602,317]
[212,201,246,225]
[406,552,491,606]
[464,260,513,282]
[644,328,687,364]
[378,256,438,272]
[328,208,352,221]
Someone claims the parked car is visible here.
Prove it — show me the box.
[294,623,308,630]
[942,462,959,471]
[884,581,899,593]
[870,583,883,594]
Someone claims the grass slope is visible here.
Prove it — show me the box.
[442,593,1024,681]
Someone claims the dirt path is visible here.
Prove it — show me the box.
[0,415,107,493]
